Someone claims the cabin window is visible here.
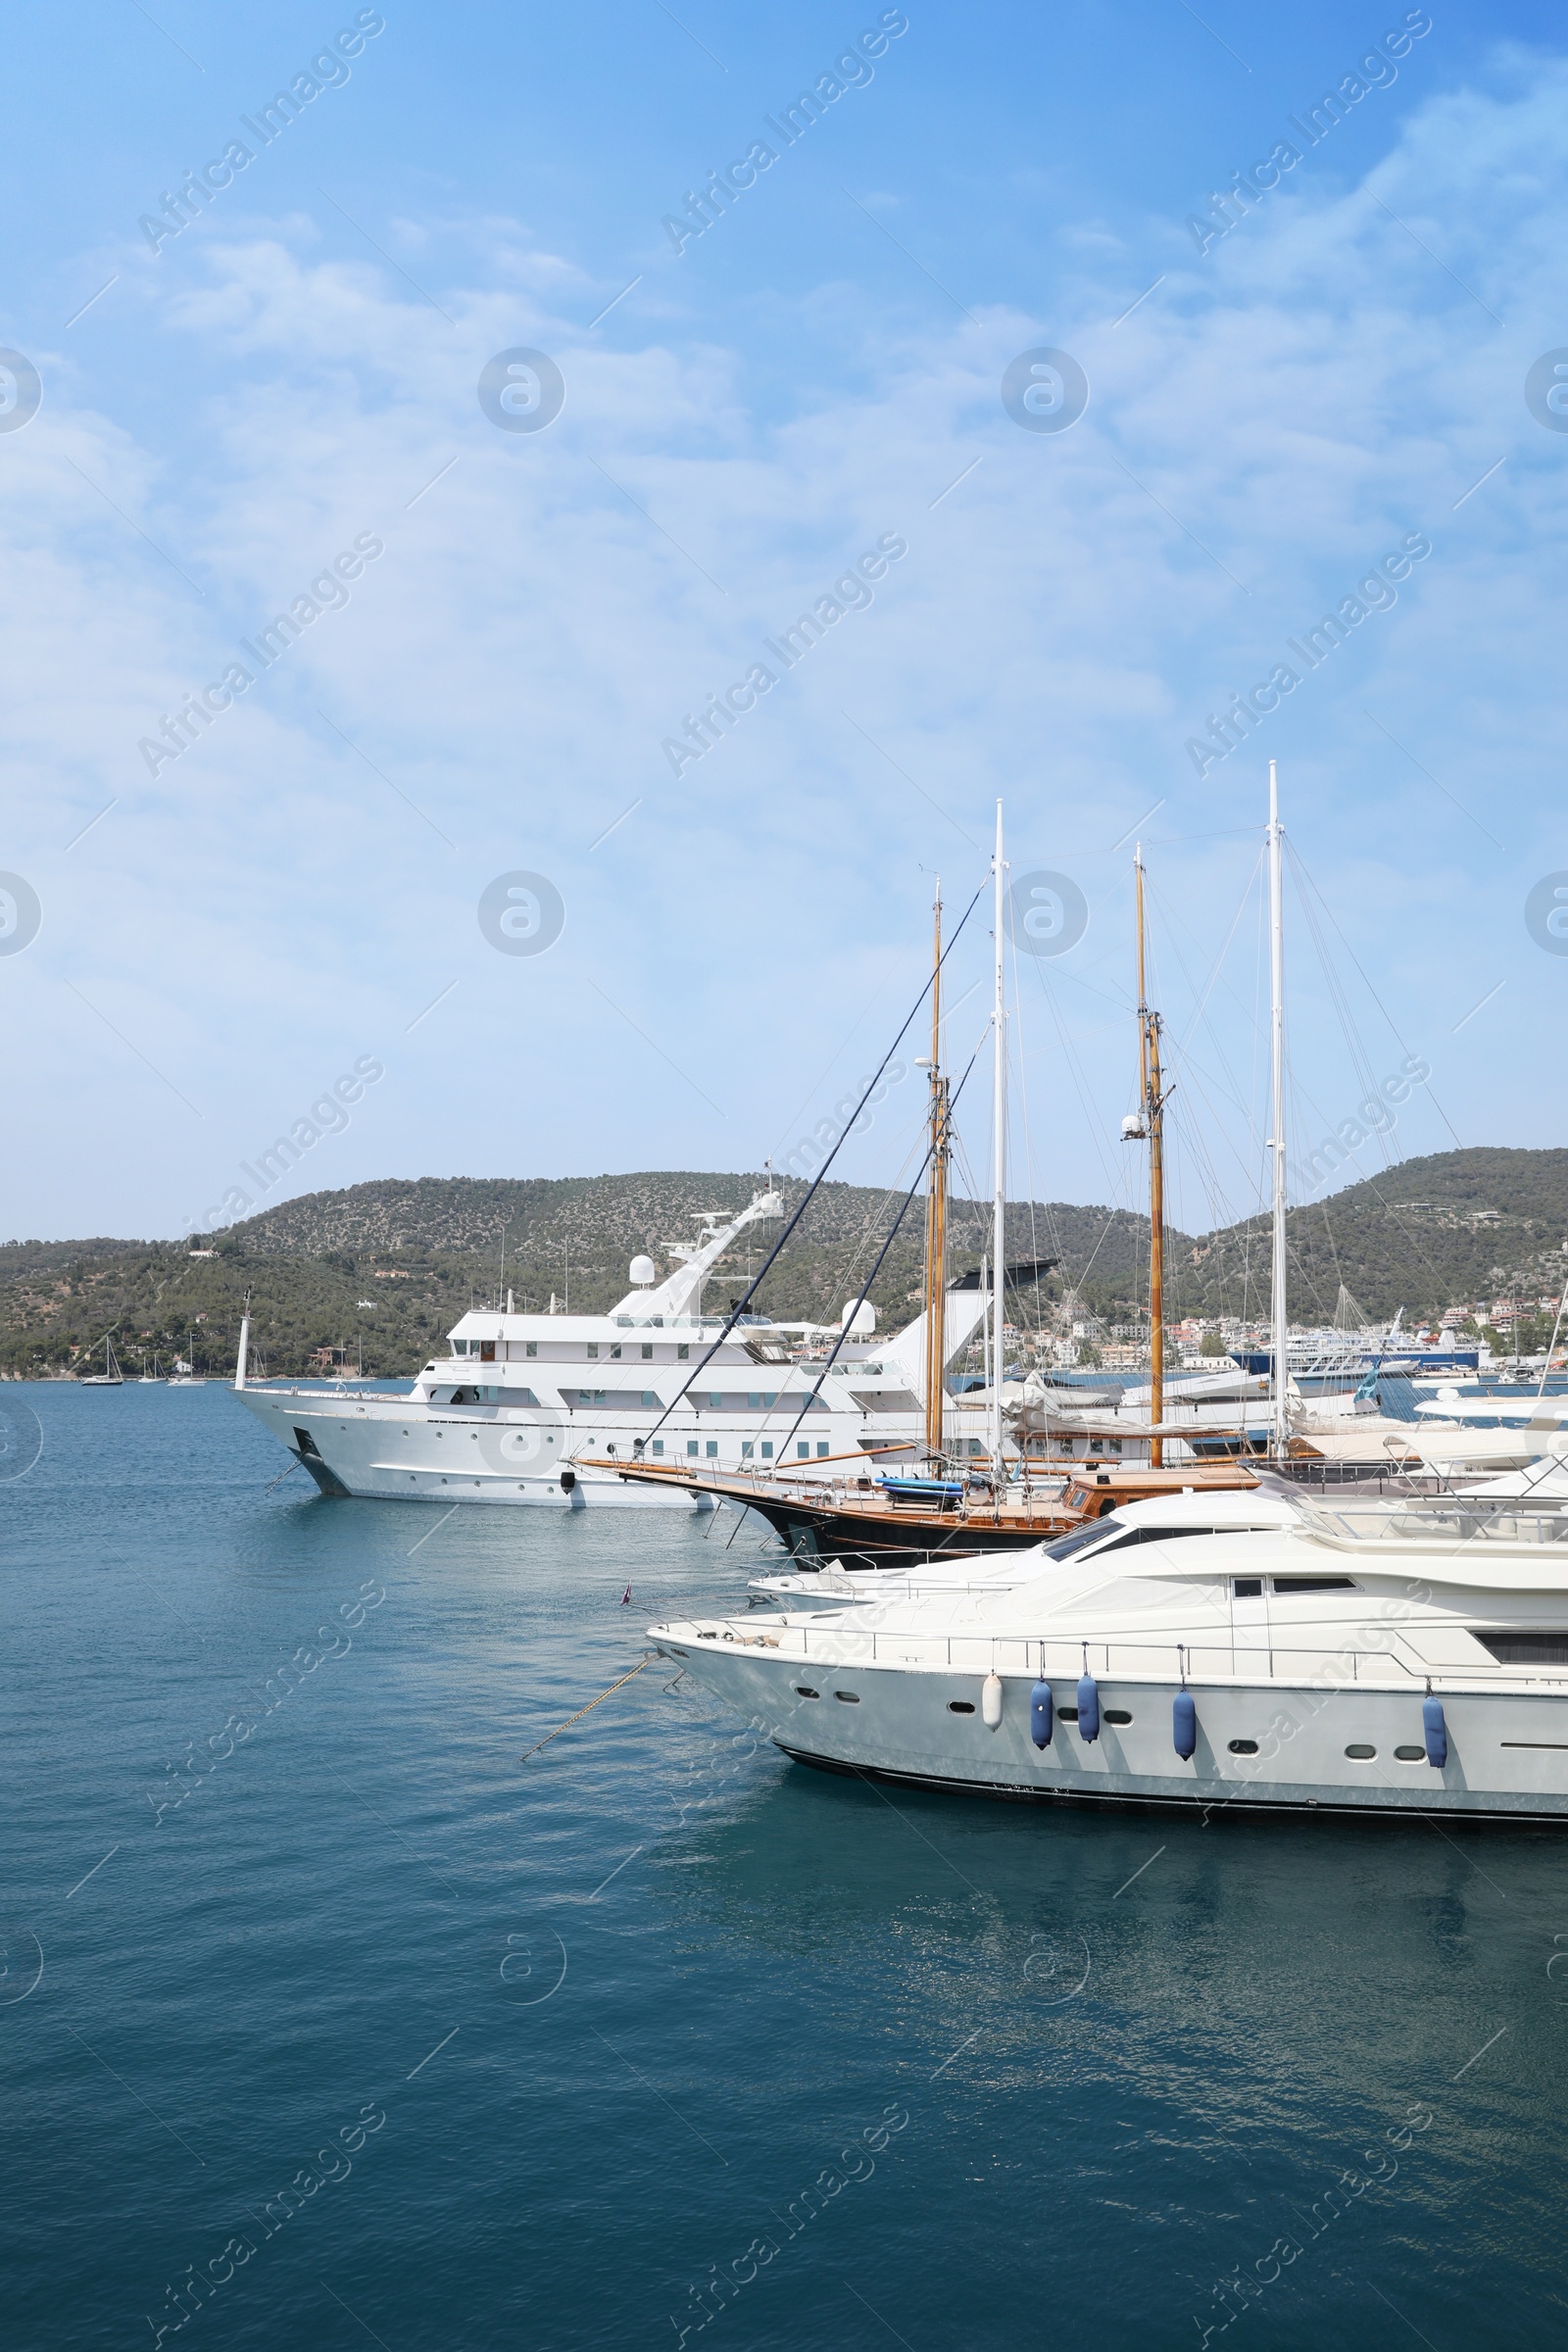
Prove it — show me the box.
[796,1687,819,1698]
[687,1441,699,1457]
[526,1342,537,1358]
[706,1442,718,1458]
[742,1443,754,1458]
[453,1339,468,1355]
[642,1344,653,1359]
[1233,1579,1263,1598]
[1475,1631,1568,1665]
[677,1345,690,1360]
[611,1345,621,1359]
[709,1393,722,1407]
[1345,1743,1376,1759]
[1394,1745,1427,1762]
[1104,1708,1132,1726]
[652,1441,664,1456]
[834,1691,860,1704]
[1273,1576,1355,1593]
[948,1701,975,1715]
[798,1444,809,1460]
[587,1344,599,1360]
[748,1394,761,1408]
[479,1342,496,1362]
[1228,1739,1259,1755]
[761,1442,774,1459]
[1057,1706,1079,1723]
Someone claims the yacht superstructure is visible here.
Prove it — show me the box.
[232,1186,988,1506]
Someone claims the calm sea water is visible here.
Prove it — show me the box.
[3,1381,1566,2351]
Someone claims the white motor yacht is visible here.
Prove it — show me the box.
[652,1492,1568,1820]
[231,1188,987,1508]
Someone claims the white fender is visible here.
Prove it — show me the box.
[982,1671,1004,1731]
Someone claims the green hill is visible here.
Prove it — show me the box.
[3,1149,1563,1379]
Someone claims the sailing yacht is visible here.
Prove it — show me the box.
[230,1186,989,1507]
[651,1488,1568,1821]
[80,1335,124,1387]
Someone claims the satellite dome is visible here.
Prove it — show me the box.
[841,1300,876,1334]
[629,1254,658,1286]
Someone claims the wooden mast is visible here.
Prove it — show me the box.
[1135,848,1166,1468]
[921,885,950,1465]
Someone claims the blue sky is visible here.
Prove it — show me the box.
[2,0,1566,1245]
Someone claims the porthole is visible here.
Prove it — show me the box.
[1058,1706,1079,1722]
[948,1700,975,1715]
[1394,1744,1426,1762]
[1104,1708,1132,1726]
[834,1690,860,1704]
[1345,1742,1376,1760]
[1228,1738,1259,1755]
[795,1686,819,1699]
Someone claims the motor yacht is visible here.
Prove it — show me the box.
[231,1187,987,1507]
[652,1490,1568,1820]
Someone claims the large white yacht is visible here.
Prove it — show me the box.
[232,1187,987,1507]
[652,1490,1568,1819]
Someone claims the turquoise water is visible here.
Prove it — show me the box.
[3,1382,1566,2351]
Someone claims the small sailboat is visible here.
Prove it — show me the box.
[168,1332,205,1387]
[138,1353,163,1383]
[80,1335,124,1387]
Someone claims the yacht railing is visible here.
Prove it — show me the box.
[689,1623,1568,1689]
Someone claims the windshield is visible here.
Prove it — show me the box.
[1043,1517,1124,1560]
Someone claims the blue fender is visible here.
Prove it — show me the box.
[1173,1689,1197,1761]
[1030,1679,1054,1749]
[1077,1672,1101,1743]
[1423,1692,1447,1769]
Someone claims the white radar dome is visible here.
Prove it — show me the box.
[841,1299,876,1334]
[629,1254,658,1287]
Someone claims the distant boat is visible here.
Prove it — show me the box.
[80,1336,124,1387]
[138,1350,163,1383]
[168,1336,205,1387]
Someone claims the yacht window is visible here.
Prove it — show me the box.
[1228,1739,1259,1755]
[798,1444,809,1460]
[1057,1706,1079,1723]
[742,1443,754,1458]
[1091,1525,1258,1555]
[678,1345,690,1360]
[748,1394,760,1408]
[1043,1519,1124,1561]
[1345,1743,1376,1759]
[479,1342,495,1362]
[453,1339,468,1355]
[526,1342,537,1358]
[761,1442,774,1459]
[1272,1576,1355,1593]
[706,1442,718,1458]
[834,1691,859,1704]
[1104,1708,1132,1726]
[642,1344,654,1359]
[795,1687,819,1699]
[764,1392,777,1406]
[1475,1632,1568,1665]
[948,1701,975,1715]
[1394,1745,1426,1762]
[817,1443,829,1457]
[587,1344,599,1360]
[652,1441,664,1456]
[611,1345,621,1359]
[1233,1579,1263,1598]
[687,1441,699,1457]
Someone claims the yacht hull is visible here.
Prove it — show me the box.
[234,1386,712,1508]
[654,1639,1568,1822]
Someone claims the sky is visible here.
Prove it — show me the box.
[2,0,1567,1248]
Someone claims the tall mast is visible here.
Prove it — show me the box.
[1135,847,1166,1467]
[1267,760,1289,1457]
[991,802,1006,1478]
[922,884,950,1464]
